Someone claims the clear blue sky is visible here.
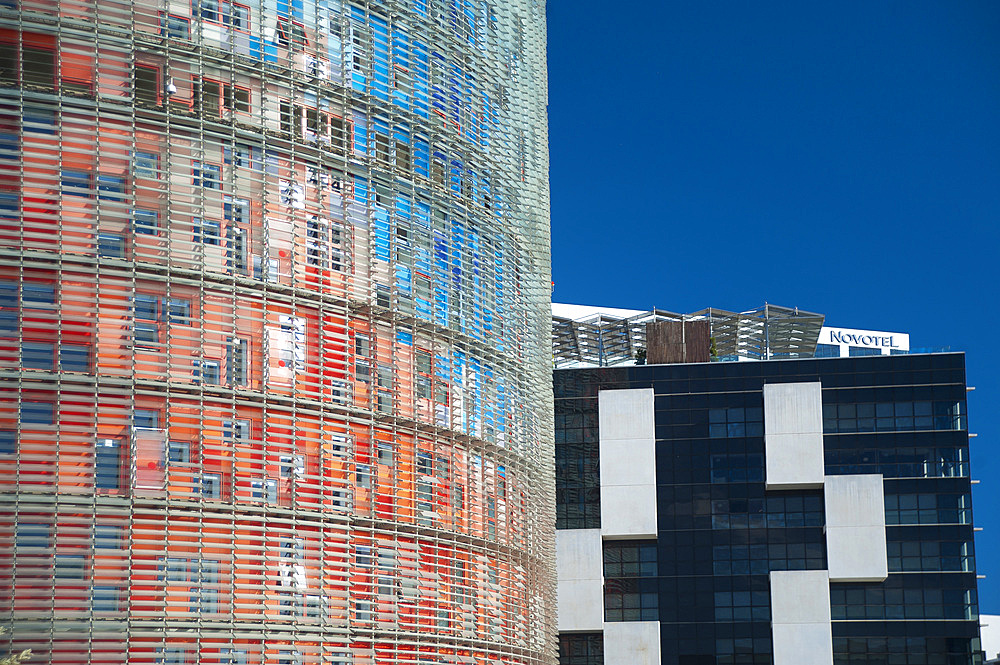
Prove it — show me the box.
[546,1,1000,613]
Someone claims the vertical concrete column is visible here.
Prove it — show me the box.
[763,382,825,489]
[604,622,660,665]
[770,570,833,665]
[598,388,657,539]
[556,529,604,632]
[824,474,888,582]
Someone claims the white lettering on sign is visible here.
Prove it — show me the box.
[828,331,899,348]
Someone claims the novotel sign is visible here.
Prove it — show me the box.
[820,326,909,351]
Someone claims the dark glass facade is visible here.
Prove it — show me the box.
[555,353,983,665]
[559,633,605,665]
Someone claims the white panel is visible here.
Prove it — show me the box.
[604,621,660,665]
[556,529,604,632]
[770,570,833,665]
[825,474,886,527]
[764,382,825,489]
[599,389,657,538]
[599,388,655,441]
[772,623,833,665]
[825,474,888,582]
[557,529,603,581]
[770,570,831,624]
[600,485,658,539]
[600,439,656,487]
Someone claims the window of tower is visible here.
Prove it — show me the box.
[160,13,191,39]
[95,438,125,491]
[276,17,308,48]
[0,37,15,86]
[196,77,251,116]
[21,42,56,91]
[133,208,159,236]
[134,65,161,106]
[192,161,221,189]
[60,48,93,95]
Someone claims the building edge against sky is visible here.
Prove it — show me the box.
[552,305,982,664]
[1,0,554,662]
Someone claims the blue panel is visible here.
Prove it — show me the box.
[414,246,431,274]
[371,15,390,102]
[372,208,391,262]
[248,35,263,59]
[353,176,368,203]
[413,40,429,118]
[414,138,430,178]
[450,220,463,289]
[395,264,411,295]
[434,353,449,379]
[395,193,411,219]
[352,71,367,93]
[414,200,430,230]
[354,120,368,155]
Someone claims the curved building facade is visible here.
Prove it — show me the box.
[0,0,554,661]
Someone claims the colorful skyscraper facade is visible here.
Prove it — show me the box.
[0,0,554,661]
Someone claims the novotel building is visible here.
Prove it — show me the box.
[554,349,982,664]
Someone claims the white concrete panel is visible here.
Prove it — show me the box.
[825,474,888,582]
[599,389,657,539]
[764,382,825,489]
[765,432,825,489]
[825,474,886,527]
[600,484,658,539]
[770,570,831,624]
[604,621,660,665]
[599,388,655,441]
[827,525,888,582]
[558,580,605,632]
[764,382,824,435]
[772,623,833,665]
[557,529,603,581]
[556,529,604,632]
[600,439,657,487]
[770,570,833,665]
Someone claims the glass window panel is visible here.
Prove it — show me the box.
[21,401,54,424]
[60,344,91,372]
[22,341,54,369]
[98,232,126,257]
[0,429,14,455]
[95,439,122,489]
[134,209,159,235]
[22,282,55,305]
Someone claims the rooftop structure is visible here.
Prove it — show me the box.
[552,303,916,369]
[552,303,826,368]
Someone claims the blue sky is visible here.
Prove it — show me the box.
[546,1,1000,612]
